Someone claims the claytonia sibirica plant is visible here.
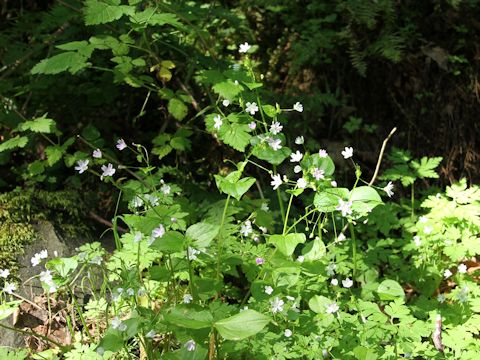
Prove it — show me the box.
[3,36,480,360]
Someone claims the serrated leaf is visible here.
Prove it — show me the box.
[168,98,188,121]
[411,156,442,179]
[0,136,28,152]
[18,115,55,133]
[212,81,243,100]
[84,0,134,25]
[31,52,90,74]
[45,146,64,166]
[219,123,251,152]
[214,310,270,340]
[56,40,95,57]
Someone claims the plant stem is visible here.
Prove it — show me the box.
[349,222,357,280]
[283,193,294,234]
[216,196,231,283]
[411,183,415,218]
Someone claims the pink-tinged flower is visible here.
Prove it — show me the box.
[248,121,256,130]
[270,121,283,135]
[267,138,282,151]
[318,149,328,158]
[312,168,325,180]
[75,159,89,174]
[255,257,265,265]
[341,146,353,159]
[92,149,102,158]
[336,199,352,217]
[185,339,196,352]
[101,163,116,180]
[152,224,165,238]
[116,138,127,150]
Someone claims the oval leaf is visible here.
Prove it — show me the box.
[214,309,270,340]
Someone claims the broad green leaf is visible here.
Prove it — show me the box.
[18,115,56,133]
[214,175,256,201]
[350,186,383,214]
[84,0,134,25]
[0,136,28,153]
[168,98,188,121]
[219,123,251,152]
[308,295,331,314]
[273,266,300,287]
[98,330,123,352]
[129,9,183,28]
[301,238,326,261]
[252,143,291,165]
[262,104,278,118]
[212,81,243,100]
[314,188,349,212]
[165,306,213,329]
[268,233,306,257]
[56,40,95,57]
[353,346,379,360]
[377,279,404,301]
[150,231,185,253]
[0,301,21,321]
[31,52,90,74]
[186,222,220,248]
[214,310,270,340]
[301,153,335,176]
[47,257,78,278]
[81,124,101,141]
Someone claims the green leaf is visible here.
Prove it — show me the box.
[31,52,90,74]
[212,81,243,100]
[81,125,101,141]
[252,143,291,165]
[377,280,404,301]
[313,188,349,212]
[165,306,213,329]
[268,233,306,257]
[168,98,188,121]
[353,346,378,360]
[0,136,28,153]
[0,301,21,321]
[308,295,331,314]
[56,41,95,58]
[301,153,335,177]
[84,0,134,25]
[186,222,220,248]
[214,310,270,340]
[98,330,123,352]
[411,156,442,179]
[350,186,383,215]
[47,257,78,278]
[150,231,185,253]
[301,238,326,261]
[219,123,251,152]
[214,175,256,201]
[18,115,56,133]
[262,104,278,118]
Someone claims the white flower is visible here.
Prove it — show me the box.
[145,194,159,206]
[270,121,283,135]
[187,247,201,261]
[133,231,143,243]
[419,216,428,223]
[101,163,116,180]
[90,256,102,265]
[183,294,193,304]
[146,330,156,339]
[245,102,259,115]
[457,286,469,303]
[161,184,171,195]
[126,288,135,296]
[342,278,353,288]
[270,297,284,313]
[264,286,274,295]
[31,253,42,267]
[92,149,102,158]
[131,196,143,208]
[39,270,53,284]
[261,203,269,211]
[0,269,10,278]
[295,136,304,145]
[383,181,394,197]
[111,317,127,331]
[248,121,256,130]
[331,278,338,286]
[152,225,165,238]
[239,42,251,53]
[284,329,293,337]
[423,226,433,234]
[318,149,328,158]
[293,102,303,112]
[297,255,304,263]
[270,174,283,190]
[267,138,282,151]
[312,168,325,180]
[213,115,223,130]
[296,177,307,189]
[444,269,452,279]
[3,282,16,294]
[437,294,446,303]
[325,302,339,314]
[413,235,421,246]
[331,180,337,187]
[75,159,89,174]
[185,339,196,352]
[326,263,336,276]
[458,264,467,274]
[116,139,127,151]
[222,99,230,107]
[240,220,253,237]
[39,250,48,259]
[337,233,346,241]
[286,296,295,301]
[336,199,352,217]
[294,165,302,174]
[341,146,353,159]
[290,150,303,162]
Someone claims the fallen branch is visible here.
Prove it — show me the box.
[369,127,397,186]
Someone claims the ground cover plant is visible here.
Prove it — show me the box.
[1,1,480,359]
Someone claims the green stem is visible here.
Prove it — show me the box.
[286,208,316,234]
[66,285,94,343]
[411,183,415,218]
[283,193,294,234]
[349,222,357,280]
[216,196,231,283]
